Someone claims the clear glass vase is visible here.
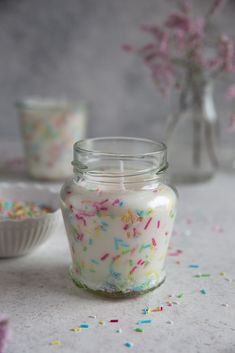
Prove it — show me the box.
[167,82,219,183]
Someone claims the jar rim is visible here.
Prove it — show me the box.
[74,137,166,157]
[16,97,87,113]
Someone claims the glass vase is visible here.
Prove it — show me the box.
[167,82,219,183]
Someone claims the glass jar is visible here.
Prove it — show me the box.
[17,98,87,180]
[167,81,219,183]
[60,137,177,297]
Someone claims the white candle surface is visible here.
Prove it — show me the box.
[60,174,177,295]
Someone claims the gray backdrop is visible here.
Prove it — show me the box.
[0,0,234,141]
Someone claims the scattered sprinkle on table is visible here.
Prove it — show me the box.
[70,328,82,332]
[176,292,184,298]
[50,340,61,346]
[222,303,229,307]
[124,342,134,348]
[110,319,119,323]
[89,315,96,319]
[99,321,105,326]
[166,320,174,325]
[189,264,199,268]
[200,288,207,295]
[137,319,153,325]
[80,324,89,328]
[116,328,122,333]
[134,328,144,332]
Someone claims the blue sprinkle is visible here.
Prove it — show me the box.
[189,264,199,268]
[80,324,89,328]
[124,342,134,348]
[135,209,144,217]
[111,271,121,279]
[137,319,153,325]
[91,259,99,265]
[114,238,123,250]
[200,288,207,295]
[143,308,150,315]
[89,238,93,245]
[4,201,13,210]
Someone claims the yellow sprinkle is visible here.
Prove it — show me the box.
[220,272,225,276]
[70,328,82,332]
[50,340,61,345]
[99,321,105,326]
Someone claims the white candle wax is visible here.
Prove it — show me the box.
[61,174,177,295]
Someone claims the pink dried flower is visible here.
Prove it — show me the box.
[206,57,223,71]
[229,114,235,132]
[140,26,169,54]
[122,44,134,52]
[225,85,235,100]
[192,17,205,39]
[151,63,175,95]
[123,0,233,97]
[165,13,190,32]
[178,0,192,14]
[208,0,226,17]
[219,35,235,73]
[173,29,186,50]
[0,317,10,353]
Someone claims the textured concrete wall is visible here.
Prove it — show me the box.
[0,0,234,141]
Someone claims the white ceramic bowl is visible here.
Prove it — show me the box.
[0,183,61,257]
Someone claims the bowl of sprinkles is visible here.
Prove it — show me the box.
[0,183,61,257]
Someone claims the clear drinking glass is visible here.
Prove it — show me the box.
[17,98,87,180]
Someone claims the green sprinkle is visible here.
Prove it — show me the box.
[176,292,184,298]
[194,273,211,278]
[135,328,144,332]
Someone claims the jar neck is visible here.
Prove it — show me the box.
[72,137,168,186]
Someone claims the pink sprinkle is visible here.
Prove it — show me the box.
[133,228,137,237]
[157,220,161,229]
[77,233,84,241]
[168,249,183,256]
[131,246,138,255]
[186,217,192,225]
[144,217,152,230]
[130,266,137,275]
[137,259,142,265]
[112,199,120,206]
[99,199,109,205]
[212,225,224,233]
[152,238,157,247]
[75,214,87,226]
[110,320,119,323]
[140,260,145,266]
[123,224,129,230]
[0,316,10,353]
[100,253,109,261]
[100,207,108,211]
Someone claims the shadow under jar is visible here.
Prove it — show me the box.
[60,137,177,297]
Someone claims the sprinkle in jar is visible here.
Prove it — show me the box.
[60,137,177,297]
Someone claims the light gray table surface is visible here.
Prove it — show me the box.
[0,140,235,353]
